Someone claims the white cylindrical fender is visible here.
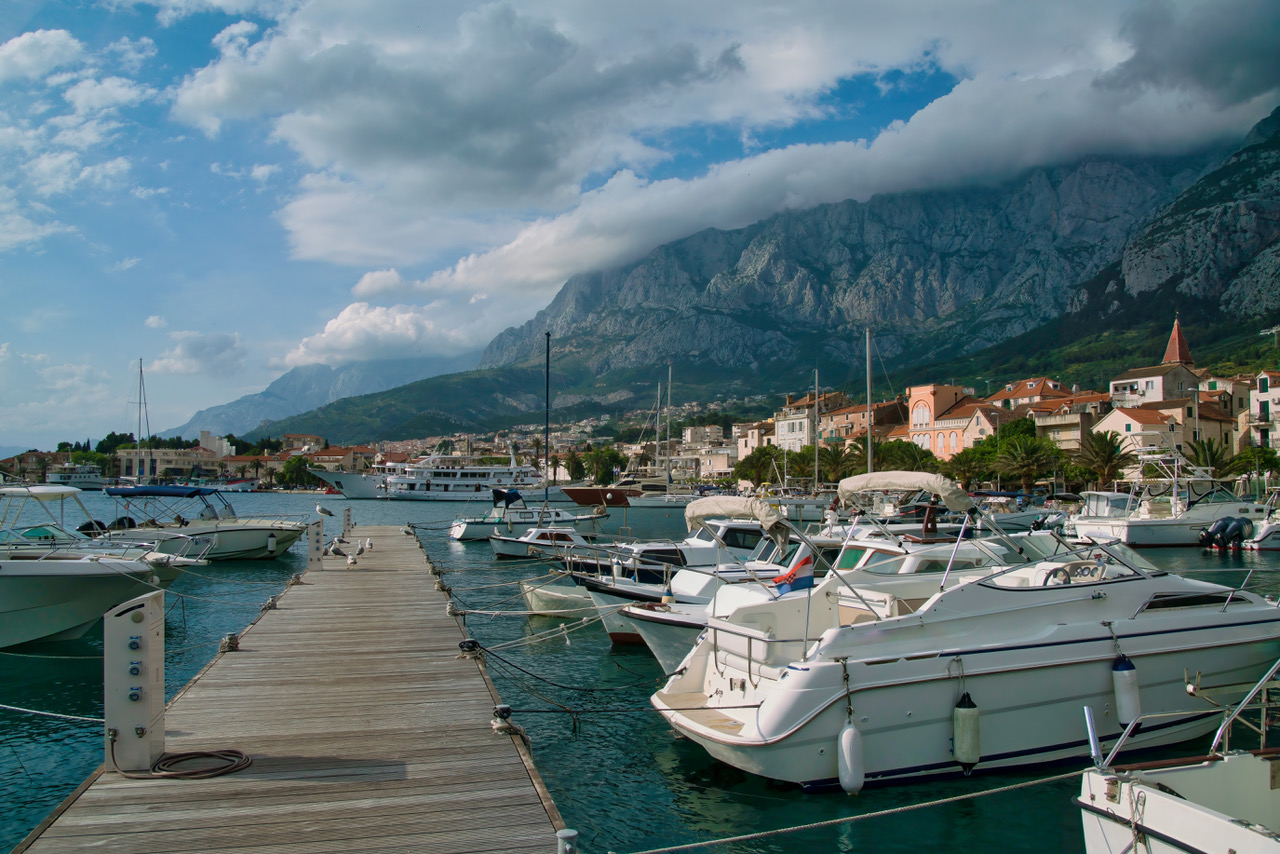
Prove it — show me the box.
[611,557,624,579]
[837,722,864,794]
[266,532,277,556]
[1112,654,1141,726]
[953,691,980,773]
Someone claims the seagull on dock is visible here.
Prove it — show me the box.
[328,540,346,557]
[346,553,357,566]
[356,541,365,556]
[316,503,335,518]
[365,537,373,551]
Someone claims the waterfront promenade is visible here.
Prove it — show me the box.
[13,525,564,854]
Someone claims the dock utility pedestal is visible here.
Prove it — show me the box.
[103,590,165,772]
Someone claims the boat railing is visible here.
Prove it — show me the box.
[1086,657,1280,769]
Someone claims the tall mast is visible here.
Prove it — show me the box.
[813,367,819,491]
[866,329,873,474]
[666,364,672,481]
[544,331,550,504]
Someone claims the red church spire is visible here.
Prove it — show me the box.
[1161,315,1194,365]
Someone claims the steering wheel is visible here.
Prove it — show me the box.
[1042,567,1071,586]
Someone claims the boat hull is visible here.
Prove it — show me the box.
[627,604,704,672]
[105,520,306,561]
[519,579,595,618]
[657,622,1280,788]
[307,469,386,499]
[0,563,154,647]
[1078,756,1280,853]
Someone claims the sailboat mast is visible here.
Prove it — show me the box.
[866,329,873,475]
[666,364,672,481]
[544,331,550,504]
[813,367,819,492]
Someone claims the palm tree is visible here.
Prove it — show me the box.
[529,437,544,468]
[734,445,782,488]
[1186,437,1232,479]
[1073,431,1137,489]
[817,444,855,483]
[994,436,1060,497]
[943,447,989,491]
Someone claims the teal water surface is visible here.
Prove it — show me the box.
[3,492,1279,853]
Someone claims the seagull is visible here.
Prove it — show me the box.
[328,540,346,557]
[365,537,373,551]
[402,526,413,536]
[346,553,357,566]
[356,541,365,556]
[316,504,335,518]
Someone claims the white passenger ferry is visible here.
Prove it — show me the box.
[384,449,545,501]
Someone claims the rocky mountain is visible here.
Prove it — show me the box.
[481,152,1227,374]
[1095,104,1280,317]
[162,352,480,439]
[250,105,1280,444]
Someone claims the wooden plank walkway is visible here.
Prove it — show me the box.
[15,526,564,854]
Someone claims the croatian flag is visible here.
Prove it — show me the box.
[773,553,815,595]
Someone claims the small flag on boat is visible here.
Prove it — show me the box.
[773,553,815,594]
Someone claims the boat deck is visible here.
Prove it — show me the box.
[14,526,563,854]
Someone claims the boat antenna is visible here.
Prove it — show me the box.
[666,364,673,483]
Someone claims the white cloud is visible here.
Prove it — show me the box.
[0,187,72,250]
[62,76,152,115]
[105,36,158,74]
[144,314,165,327]
[0,342,9,360]
[0,30,84,83]
[151,331,247,374]
[116,258,143,273]
[284,301,482,366]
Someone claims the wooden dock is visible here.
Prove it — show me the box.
[15,526,565,854]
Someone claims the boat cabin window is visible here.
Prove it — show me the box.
[720,527,764,551]
[638,548,686,566]
[835,547,867,570]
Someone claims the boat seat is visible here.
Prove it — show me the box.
[838,604,880,625]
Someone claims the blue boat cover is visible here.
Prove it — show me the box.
[105,485,218,498]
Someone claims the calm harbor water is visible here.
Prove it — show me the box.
[3,490,1280,853]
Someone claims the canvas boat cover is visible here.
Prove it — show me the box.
[837,472,975,513]
[685,496,790,552]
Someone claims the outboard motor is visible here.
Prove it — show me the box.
[1201,517,1232,549]
[1223,517,1254,550]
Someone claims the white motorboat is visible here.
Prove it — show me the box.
[490,525,598,559]
[1069,437,1268,546]
[627,482,1027,675]
[448,490,606,541]
[101,485,308,560]
[385,447,546,501]
[1244,488,1280,551]
[651,471,1280,791]
[0,484,211,579]
[0,555,161,647]
[1077,658,1280,853]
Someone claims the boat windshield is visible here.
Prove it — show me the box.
[857,532,1074,576]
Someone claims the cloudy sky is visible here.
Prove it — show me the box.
[1,0,1278,452]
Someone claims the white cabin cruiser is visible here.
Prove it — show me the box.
[448,489,606,541]
[651,472,1280,791]
[1244,488,1280,551]
[101,485,308,560]
[1069,438,1267,546]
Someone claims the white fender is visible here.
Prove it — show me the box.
[1112,655,1141,726]
[837,722,864,794]
[953,691,980,773]
[266,532,277,556]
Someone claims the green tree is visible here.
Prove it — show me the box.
[733,445,782,487]
[1227,445,1280,477]
[279,456,315,487]
[994,436,1060,497]
[583,446,627,484]
[874,440,939,473]
[943,447,990,491]
[1186,437,1232,479]
[1073,431,1137,489]
[564,448,586,481]
[817,444,856,483]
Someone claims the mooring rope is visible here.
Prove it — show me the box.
[0,702,104,723]
[608,769,1083,854]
